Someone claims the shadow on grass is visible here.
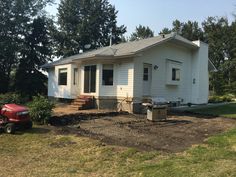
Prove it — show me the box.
[14,127,51,135]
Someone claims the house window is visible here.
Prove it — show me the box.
[58,68,67,85]
[143,67,149,81]
[102,64,113,85]
[73,68,78,85]
[172,68,180,81]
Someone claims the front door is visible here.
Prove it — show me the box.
[84,65,96,93]
[143,64,152,96]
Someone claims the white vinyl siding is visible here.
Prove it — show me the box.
[48,64,78,99]
[133,42,193,104]
[99,62,134,97]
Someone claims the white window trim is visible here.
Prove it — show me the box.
[166,59,182,85]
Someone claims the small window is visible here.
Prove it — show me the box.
[58,68,67,85]
[172,68,180,81]
[73,68,78,85]
[143,67,149,81]
[102,64,113,85]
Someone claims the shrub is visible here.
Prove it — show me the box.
[28,95,54,125]
[208,96,222,103]
[208,94,234,103]
[221,95,233,102]
[0,93,23,106]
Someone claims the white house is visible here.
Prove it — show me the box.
[42,33,216,112]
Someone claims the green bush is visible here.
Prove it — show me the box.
[221,95,233,102]
[208,94,234,103]
[0,93,24,106]
[28,95,54,125]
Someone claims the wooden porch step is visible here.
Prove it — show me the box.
[70,95,95,110]
[73,99,87,103]
[71,102,84,106]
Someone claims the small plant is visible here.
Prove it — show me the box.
[28,95,54,125]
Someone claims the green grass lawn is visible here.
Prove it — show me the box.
[187,103,236,118]
[0,126,236,177]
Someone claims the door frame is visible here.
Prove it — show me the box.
[83,65,97,94]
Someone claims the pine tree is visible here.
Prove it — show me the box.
[56,0,126,57]
[159,28,172,35]
[15,17,53,95]
[130,25,154,41]
[0,0,53,93]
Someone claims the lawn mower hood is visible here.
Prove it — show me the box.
[1,104,30,122]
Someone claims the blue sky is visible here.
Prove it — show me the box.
[46,0,236,36]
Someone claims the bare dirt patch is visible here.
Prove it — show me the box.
[50,106,236,153]
[52,113,236,153]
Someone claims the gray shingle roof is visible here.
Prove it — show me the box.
[42,33,199,68]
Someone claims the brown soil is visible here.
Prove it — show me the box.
[53,104,116,116]
[53,113,236,153]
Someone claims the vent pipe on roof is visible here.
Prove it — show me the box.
[110,32,112,47]
[109,28,113,47]
[162,34,165,38]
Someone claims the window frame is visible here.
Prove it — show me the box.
[58,68,67,86]
[102,64,114,86]
[172,68,180,81]
[166,59,182,85]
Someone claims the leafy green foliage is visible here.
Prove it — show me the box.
[28,95,54,124]
[159,20,204,41]
[130,25,154,41]
[0,0,53,95]
[208,94,234,103]
[203,17,236,95]
[159,27,172,35]
[0,93,24,106]
[14,17,53,95]
[56,0,126,57]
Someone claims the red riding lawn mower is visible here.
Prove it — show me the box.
[0,104,33,134]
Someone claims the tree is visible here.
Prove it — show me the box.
[181,21,204,41]
[0,0,53,93]
[56,0,126,57]
[159,28,172,35]
[202,17,236,95]
[163,20,205,41]
[172,20,183,34]
[15,17,53,95]
[130,25,154,41]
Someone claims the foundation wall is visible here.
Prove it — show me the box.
[95,97,134,113]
